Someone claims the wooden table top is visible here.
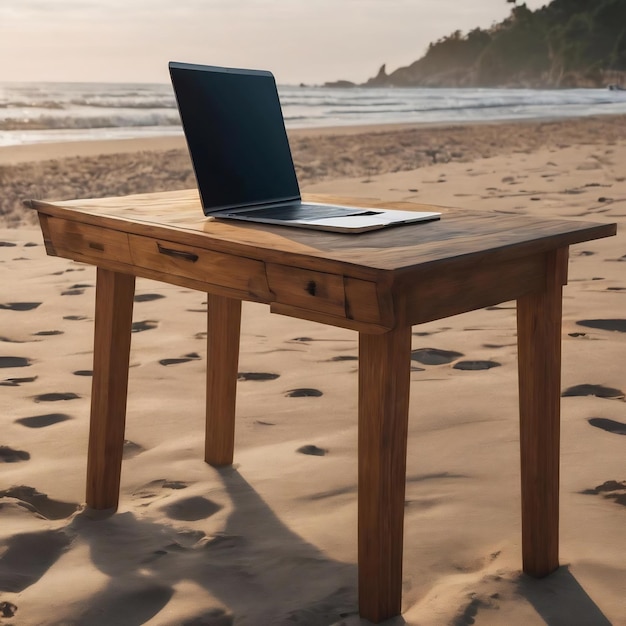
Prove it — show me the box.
[28,189,616,276]
[29,190,617,333]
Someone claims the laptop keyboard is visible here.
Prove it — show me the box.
[226,203,380,221]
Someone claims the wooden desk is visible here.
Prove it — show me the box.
[29,190,616,623]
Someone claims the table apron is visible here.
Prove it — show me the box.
[39,214,395,332]
[399,250,566,326]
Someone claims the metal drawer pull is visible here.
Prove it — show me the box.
[157,243,199,262]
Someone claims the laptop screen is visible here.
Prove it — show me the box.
[169,62,301,213]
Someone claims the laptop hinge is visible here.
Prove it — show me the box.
[205,196,301,215]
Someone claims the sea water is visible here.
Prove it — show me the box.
[1,81,626,147]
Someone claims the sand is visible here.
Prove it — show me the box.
[0,116,624,625]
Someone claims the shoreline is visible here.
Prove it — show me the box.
[4,112,626,164]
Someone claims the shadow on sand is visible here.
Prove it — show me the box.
[516,566,612,626]
[68,467,360,625]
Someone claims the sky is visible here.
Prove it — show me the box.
[0,0,548,85]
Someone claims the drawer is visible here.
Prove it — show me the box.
[266,263,345,317]
[129,234,269,297]
[45,216,132,265]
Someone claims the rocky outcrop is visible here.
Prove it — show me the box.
[363,65,389,87]
[333,1,626,89]
[322,79,357,88]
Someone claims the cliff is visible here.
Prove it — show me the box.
[357,0,626,89]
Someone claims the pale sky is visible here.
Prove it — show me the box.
[0,0,548,85]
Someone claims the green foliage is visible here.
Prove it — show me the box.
[382,0,626,87]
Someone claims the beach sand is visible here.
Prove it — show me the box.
[0,117,624,625]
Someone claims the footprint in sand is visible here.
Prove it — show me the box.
[581,480,626,507]
[1,376,38,387]
[161,480,188,490]
[0,528,72,592]
[73,370,93,376]
[0,302,41,311]
[588,417,626,435]
[0,356,31,368]
[453,595,498,626]
[562,384,624,400]
[159,352,201,366]
[297,444,327,456]
[0,241,17,247]
[329,355,358,362]
[0,486,79,519]
[413,327,451,337]
[577,275,607,283]
[411,348,464,366]
[132,479,189,500]
[15,413,72,428]
[32,330,63,336]
[61,288,85,296]
[237,372,279,381]
[0,446,30,463]
[302,485,355,502]
[132,320,158,333]
[0,602,17,618]
[290,336,352,344]
[134,293,166,303]
[63,315,88,321]
[123,440,144,459]
[178,608,234,626]
[163,496,222,522]
[453,360,501,371]
[286,388,323,397]
[33,392,80,402]
[577,319,626,333]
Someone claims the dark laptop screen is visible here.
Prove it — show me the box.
[169,62,300,213]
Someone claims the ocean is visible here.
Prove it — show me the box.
[2,81,626,147]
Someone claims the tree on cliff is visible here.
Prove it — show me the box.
[364,0,626,88]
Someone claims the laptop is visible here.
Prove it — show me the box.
[169,61,441,233]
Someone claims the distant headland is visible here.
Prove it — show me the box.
[325,0,626,89]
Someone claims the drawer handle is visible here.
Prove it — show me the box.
[306,280,317,296]
[157,243,199,263]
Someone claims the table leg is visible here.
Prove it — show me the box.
[516,248,567,577]
[358,325,412,623]
[86,268,135,510]
[205,294,242,466]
